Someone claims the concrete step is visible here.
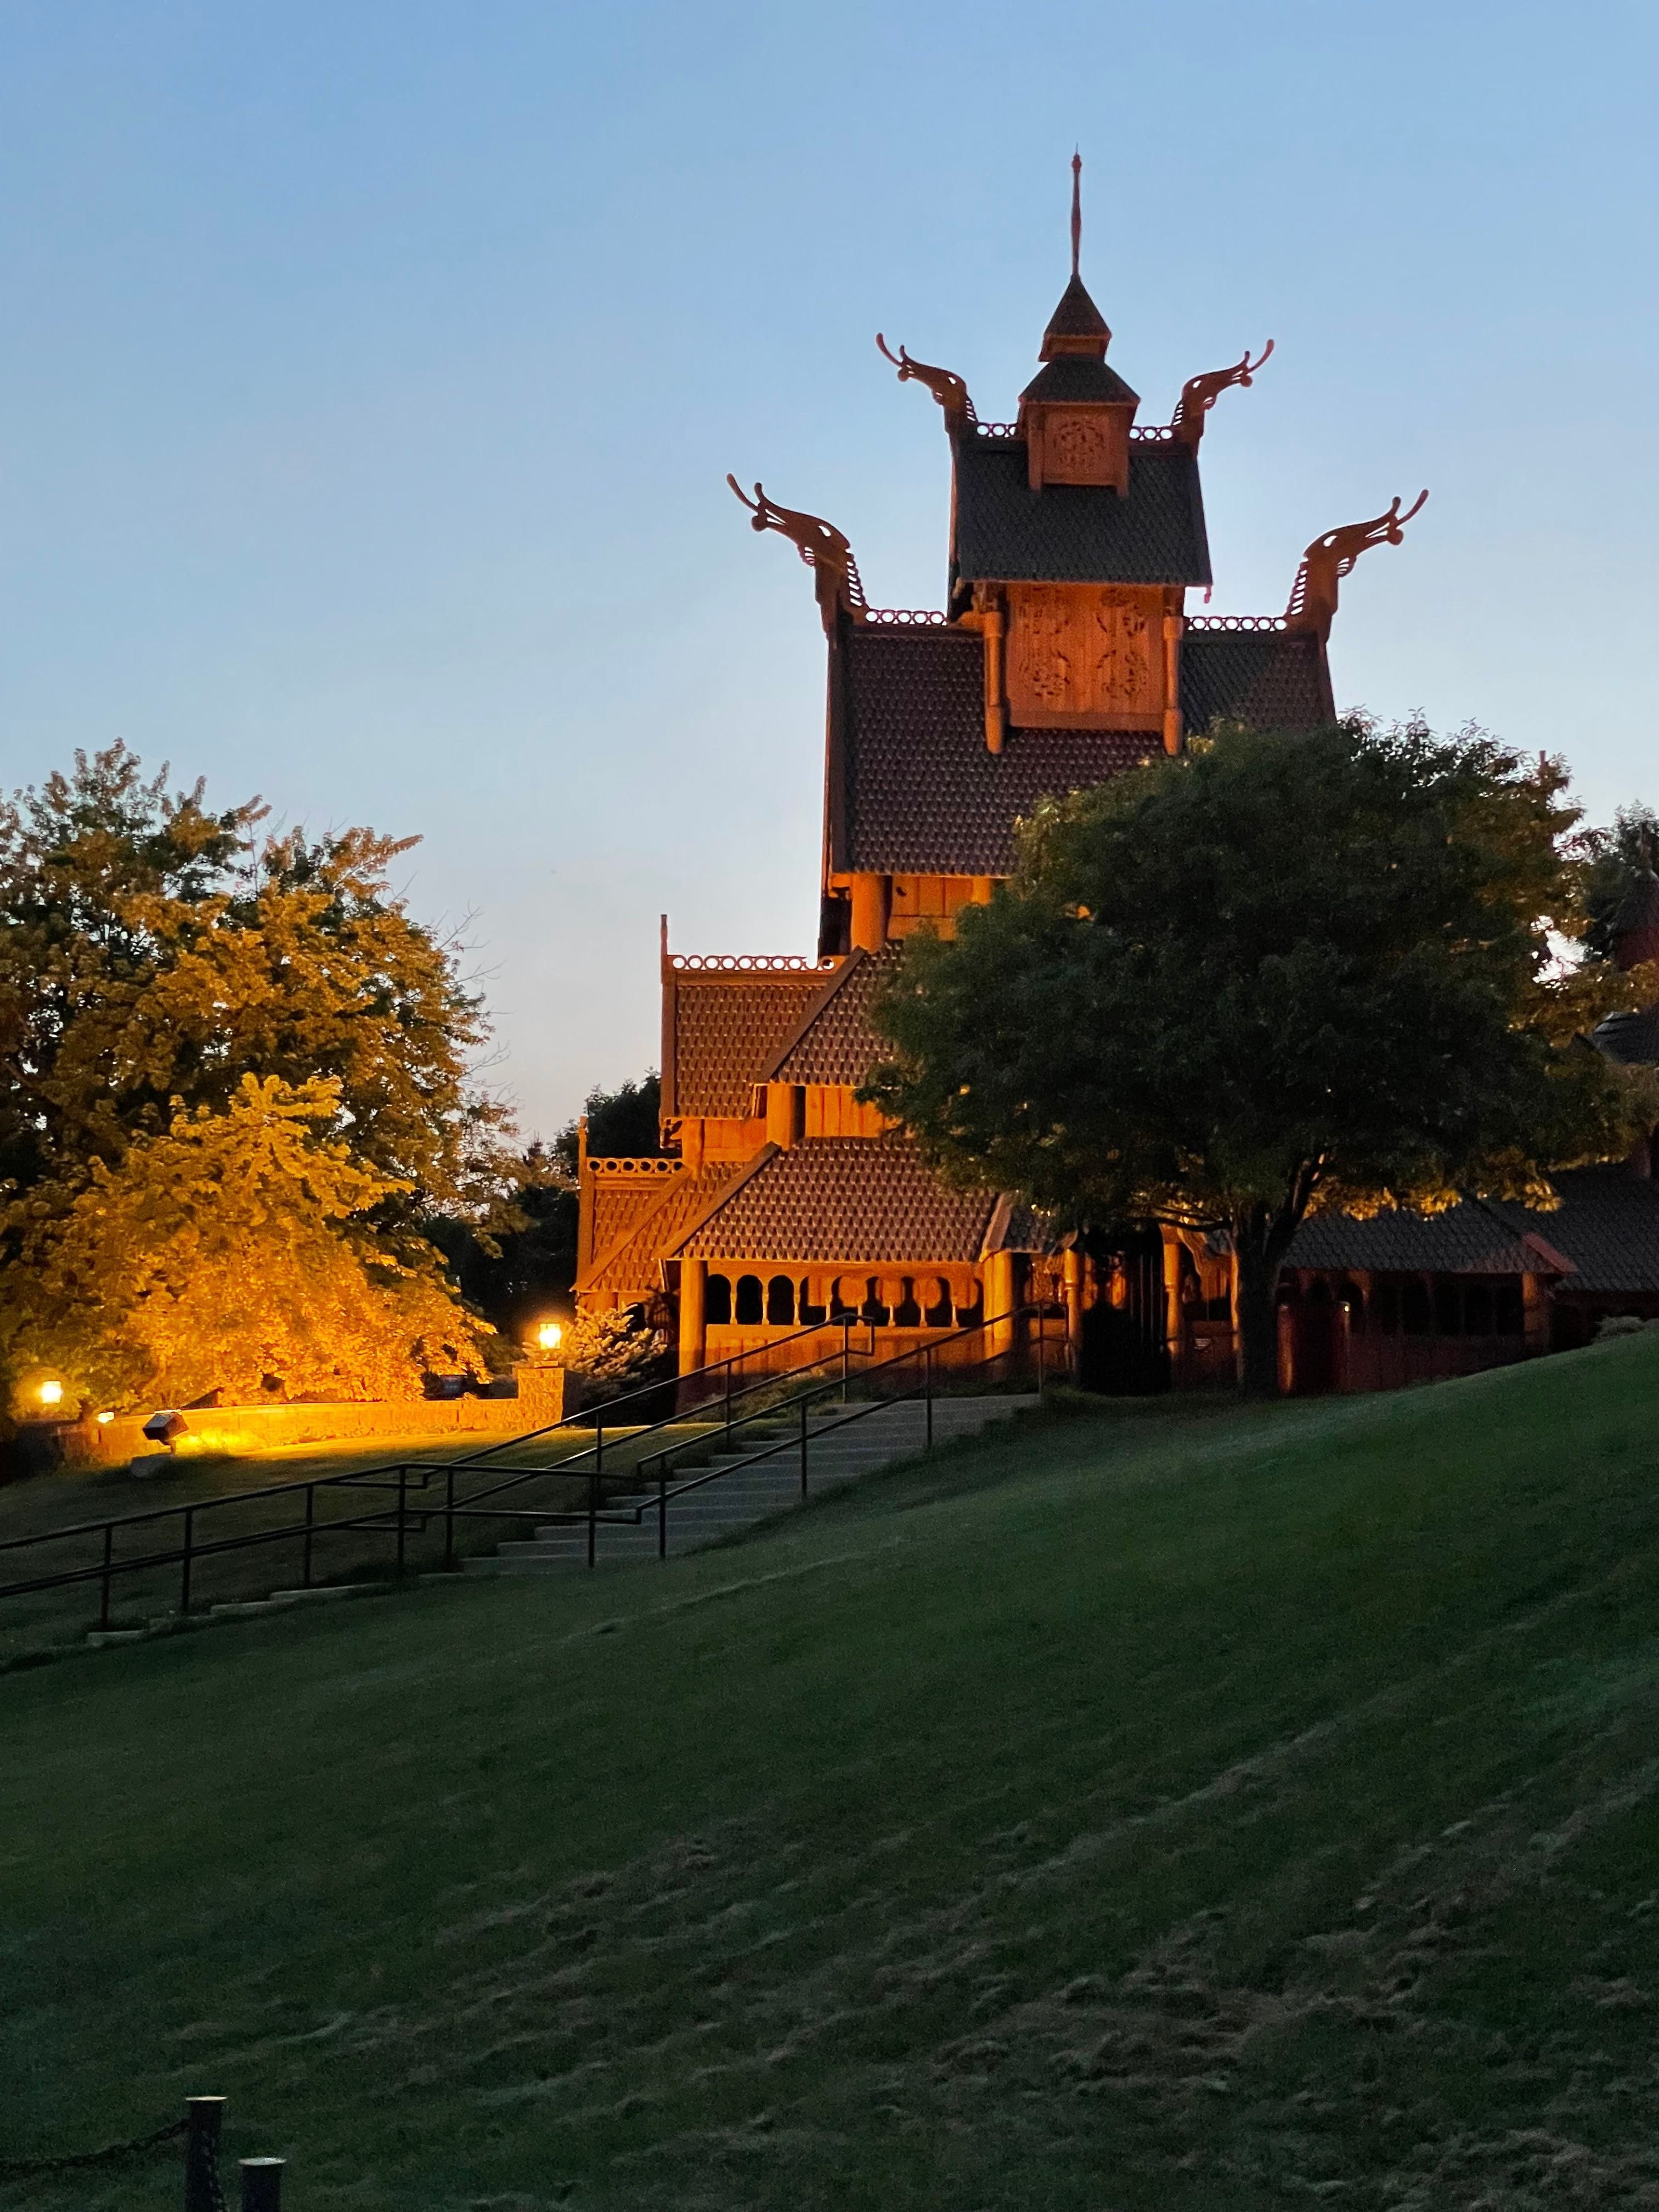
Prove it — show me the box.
[466,1395,1039,1577]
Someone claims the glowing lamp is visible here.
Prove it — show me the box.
[37,1379,64,1408]
[96,1410,116,1426]
[535,1321,564,1352]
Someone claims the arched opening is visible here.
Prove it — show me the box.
[704,1273,732,1326]
[860,1278,891,1327]
[922,1277,953,1329]
[735,1274,764,1325]
[1401,1277,1432,1336]
[1463,1280,1493,1336]
[766,1275,795,1326]
[828,1275,857,1321]
[891,1279,922,1329]
[798,1277,826,1326]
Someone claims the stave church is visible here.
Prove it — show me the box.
[573,165,1659,1396]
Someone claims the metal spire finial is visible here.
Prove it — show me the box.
[1070,150,1082,279]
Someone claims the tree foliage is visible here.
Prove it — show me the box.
[5,1076,492,1413]
[0,743,511,1223]
[0,745,515,1414]
[1577,800,1659,961]
[861,721,1655,1394]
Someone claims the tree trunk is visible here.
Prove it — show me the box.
[1235,1226,1281,1397]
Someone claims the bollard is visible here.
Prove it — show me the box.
[240,2155,285,2212]
[183,2096,227,2212]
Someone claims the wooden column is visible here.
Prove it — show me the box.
[1160,1228,1183,1380]
[1161,613,1183,755]
[850,873,891,952]
[985,1250,1017,1358]
[765,1082,802,1149]
[983,607,1006,753]
[1063,1246,1084,1358]
[678,1260,707,1377]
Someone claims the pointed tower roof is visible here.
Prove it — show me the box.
[1023,155,1138,405]
[1040,272,1112,359]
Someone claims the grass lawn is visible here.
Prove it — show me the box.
[4,1340,1659,2209]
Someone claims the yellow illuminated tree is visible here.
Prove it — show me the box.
[7,1076,492,1412]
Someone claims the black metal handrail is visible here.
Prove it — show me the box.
[445,1304,1066,1566]
[0,1306,1068,1626]
[0,1318,884,1628]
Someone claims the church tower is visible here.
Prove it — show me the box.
[573,165,1425,1387]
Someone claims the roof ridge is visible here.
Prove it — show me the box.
[659,1144,781,1262]
[758,950,866,1082]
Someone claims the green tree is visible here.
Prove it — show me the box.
[1578,800,1659,961]
[0,744,515,1413]
[861,721,1654,1396]
[5,1076,491,1413]
[0,743,511,1224]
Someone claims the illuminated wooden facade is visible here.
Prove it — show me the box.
[575,165,1429,1389]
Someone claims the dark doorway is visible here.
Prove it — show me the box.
[1289,1278,1336,1395]
[1078,1229,1169,1393]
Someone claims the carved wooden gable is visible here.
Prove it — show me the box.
[1004,583,1166,728]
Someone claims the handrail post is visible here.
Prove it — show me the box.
[179,1505,194,1617]
[925,1344,934,1452]
[658,1468,667,1560]
[240,2157,285,2212]
[302,1484,315,1588]
[394,1465,408,1578]
[588,1462,599,1570]
[99,1522,113,1631]
[443,1465,456,1573]
[800,1393,809,1499]
[184,2096,227,2212]
[725,1357,733,1451]
[1037,1303,1046,1395]
[842,1318,851,1403]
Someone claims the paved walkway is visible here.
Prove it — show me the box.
[465,1395,1039,1574]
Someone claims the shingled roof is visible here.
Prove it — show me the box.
[577,1160,748,1296]
[764,945,903,1085]
[832,624,1150,876]
[674,1137,1001,1265]
[1284,1168,1659,1295]
[952,433,1210,588]
[1285,1199,1560,1277]
[1180,629,1332,733]
[1510,1167,1659,1294]
[664,966,839,1119]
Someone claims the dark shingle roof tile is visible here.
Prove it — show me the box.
[839,626,1150,875]
[1179,630,1330,733]
[676,1137,998,1265]
[953,435,1210,587]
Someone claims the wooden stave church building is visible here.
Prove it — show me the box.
[571,172,1402,1391]
[568,174,1659,1393]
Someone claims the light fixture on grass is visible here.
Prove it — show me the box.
[96,1410,116,1425]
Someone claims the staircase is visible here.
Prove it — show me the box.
[464,1394,1037,1573]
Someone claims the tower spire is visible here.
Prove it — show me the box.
[1070,150,1082,280]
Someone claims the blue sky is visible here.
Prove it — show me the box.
[1,1,1655,1138]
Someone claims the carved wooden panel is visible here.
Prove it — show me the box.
[1005,584,1165,726]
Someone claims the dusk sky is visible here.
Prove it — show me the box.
[1,1,1655,1139]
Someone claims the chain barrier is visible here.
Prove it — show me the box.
[0,2112,188,2178]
